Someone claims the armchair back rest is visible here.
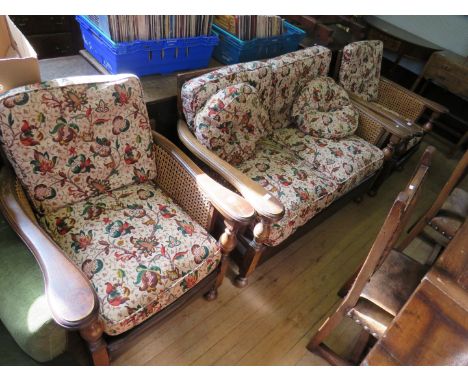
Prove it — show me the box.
[267,45,332,129]
[338,40,383,102]
[0,74,157,215]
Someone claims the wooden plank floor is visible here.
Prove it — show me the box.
[113,137,466,366]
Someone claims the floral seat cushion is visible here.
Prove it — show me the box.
[0,74,157,215]
[235,138,339,246]
[339,40,383,102]
[40,182,221,336]
[271,128,384,195]
[194,83,271,165]
[291,77,359,139]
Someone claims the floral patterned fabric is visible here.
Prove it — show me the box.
[312,136,384,195]
[194,83,271,165]
[235,138,339,246]
[181,47,332,135]
[0,74,157,215]
[181,61,273,130]
[339,40,383,102]
[267,46,332,129]
[270,128,384,195]
[291,77,358,139]
[40,182,221,335]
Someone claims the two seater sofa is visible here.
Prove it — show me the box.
[178,46,404,286]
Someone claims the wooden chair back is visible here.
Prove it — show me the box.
[398,149,468,250]
[343,146,435,307]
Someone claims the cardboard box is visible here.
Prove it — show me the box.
[0,16,41,93]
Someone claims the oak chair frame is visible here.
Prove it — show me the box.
[307,146,435,365]
[176,66,426,287]
[0,130,255,365]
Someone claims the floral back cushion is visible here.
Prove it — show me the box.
[181,61,273,130]
[339,40,383,102]
[291,77,359,139]
[267,46,332,130]
[194,83,271,165]
[0,74,157,215]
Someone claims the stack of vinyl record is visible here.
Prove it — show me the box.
[103,15,214,42]
[214,15,284,41]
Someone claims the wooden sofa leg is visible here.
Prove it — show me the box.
[80,318,110,366]
[369,137,399,197]
[234,220,270,288]
[205,220,239,301]
[423,111,440,133]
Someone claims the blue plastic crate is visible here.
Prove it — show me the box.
[212,22,306,65]
[76,16,219,76]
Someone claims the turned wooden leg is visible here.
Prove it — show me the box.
[234,219,270,288]
[423,111,440,133]
[205,219,239,300]
[80,318,110,366]
[369,135,400,196]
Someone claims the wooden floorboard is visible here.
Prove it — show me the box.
[113,137,466,365]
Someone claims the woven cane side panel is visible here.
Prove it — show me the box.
[355,111,386,146]
[154,145,213,231]
[377,80,425,122]
[15,179,38,223]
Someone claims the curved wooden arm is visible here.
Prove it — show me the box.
[153,131,255,226]
[177,120,285,222]
[381,77,448,114]
[0,166,99,330]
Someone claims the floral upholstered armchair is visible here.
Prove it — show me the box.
[0,74,254,365]
[337,40,448,170]
[177,47,412,287]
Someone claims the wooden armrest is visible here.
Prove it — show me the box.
[381,77,448,114]
[351,98,416,141]
[0,166,99,330]
[177,120,285,222]
[152,131,255,226]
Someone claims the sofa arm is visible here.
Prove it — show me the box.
[352,100,421,161]
[152,131,255,226]
[177,120,284,223]
[0,166,99,330]
[352,99,418,139]
[379,77,448,132]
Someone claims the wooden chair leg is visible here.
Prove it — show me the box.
[313,344,353,366]
[349,329,372,364]
[307,307,358,365]
[205,220,239,300]
[80,318,110,366]
[337,267,361,298]
[307,307,346,353]
[234,220,270,288]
